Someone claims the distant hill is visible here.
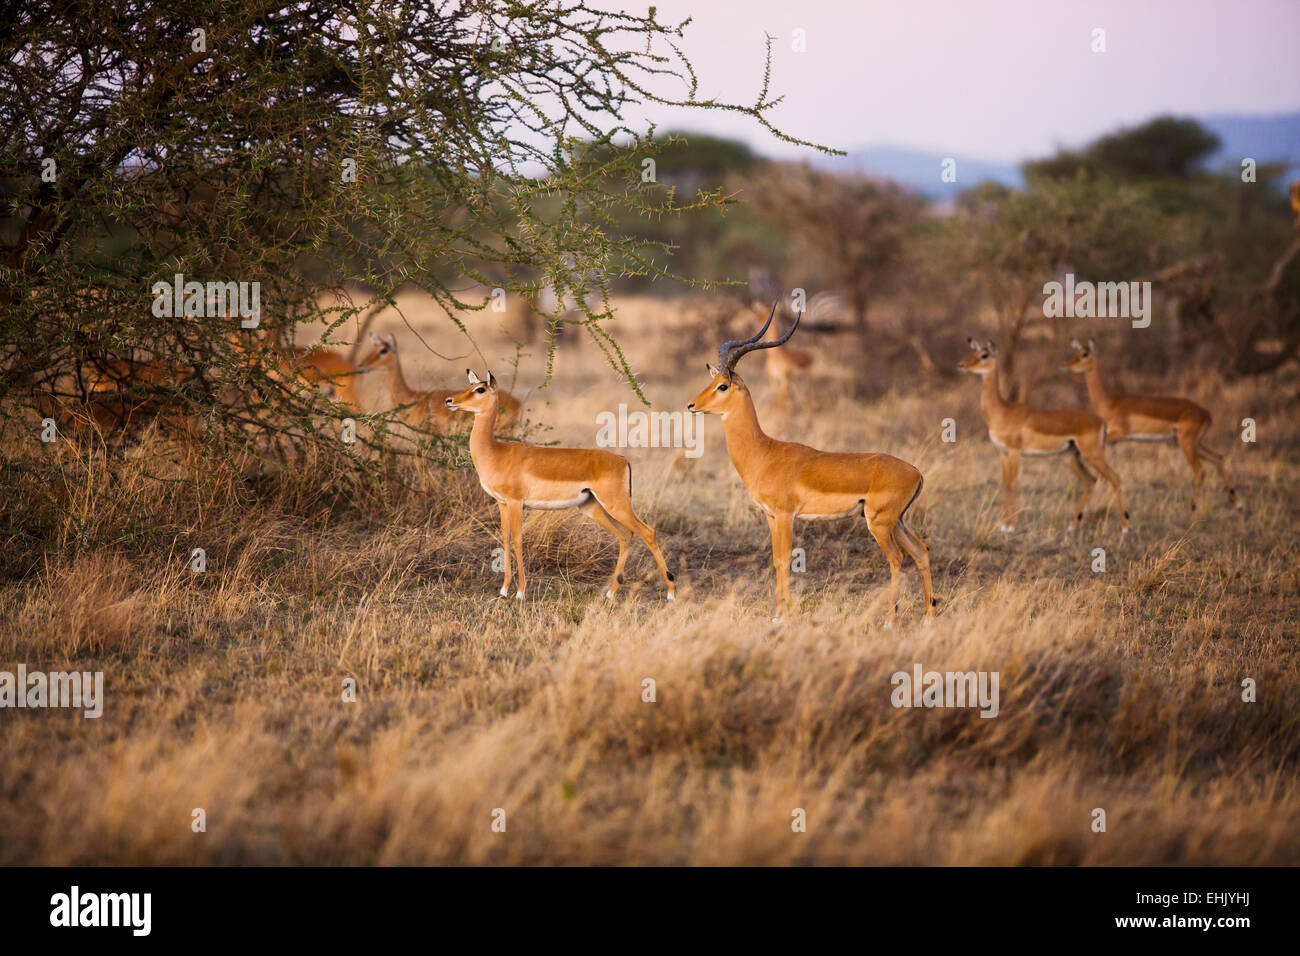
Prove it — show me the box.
[1200,112,1300,176]
[811,146,1022,202]
[814,112,1300,201]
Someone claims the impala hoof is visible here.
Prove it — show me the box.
[514,591,524,600]
[998,524,1016,534]
[771,615,783,624]
[1121,526,1131,535]
[604,589,615,599]
[499,587,510,597]
[1066,523,1078,532]
[666,591,675,601]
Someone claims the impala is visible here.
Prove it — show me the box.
[445,371,674,601]
[959,338,1130,533]
[1063,339,1239,511]
[227,330,364,408]
[288,345,366,409]
[83,357,190,395]
[687,304,934,624]
[359,332,521,431]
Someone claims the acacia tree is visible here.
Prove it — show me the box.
[0,0,830,451]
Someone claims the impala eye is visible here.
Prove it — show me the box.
[980,352,989,359]
[1081,350,1090,357]
[717,383,728,391]
[474,386,486,394]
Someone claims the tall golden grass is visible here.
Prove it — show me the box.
[1,294,1297,864]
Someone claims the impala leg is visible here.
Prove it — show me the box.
[1176,424,1206,513]
[999,449,1020,532]
[768,511,794,621]
[1079,444,1130,532]
[893,517,935,618]
[506,499,526,599]
[867,513,905,626]
[1197,442,1240,508]
[496,501,513,597]
[580,499,632,598]
[592,493,675,600]
[1065,445,1097,531]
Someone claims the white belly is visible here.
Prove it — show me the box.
[524,491,593,510]
[1121,432,1177,443]
[799,504,864,520]
[989,434,1070,456]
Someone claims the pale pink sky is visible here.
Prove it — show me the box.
[603,0,1300,160]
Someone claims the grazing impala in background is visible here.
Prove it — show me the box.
[359,333,521,431]
[960,338,1130,534]
[228,328,365,409]
[288,346,365,409]
[1063,339,1239,511]
[688,304,934,625]
[736,301,814,411]
[445,370,674,601]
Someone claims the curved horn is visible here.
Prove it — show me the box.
[724,308,802,373]
[718,300,778,371]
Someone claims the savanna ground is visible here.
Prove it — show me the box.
[1,293,1298,865]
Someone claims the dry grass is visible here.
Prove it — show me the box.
[1,294,1298,865]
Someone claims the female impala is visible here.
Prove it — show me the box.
[1063,339,1239,511]
[687,304,934,624]
[445,370,675,601]
[289,346,365,409]
[359,333,521,431]
[228,329,365,408]
[959,338,1130,533]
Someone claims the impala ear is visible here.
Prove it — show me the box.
[968,337,981,351]
[368,332,383,345]
[467,369,480,384]
[1070,338,1083,351]
[386,333,397,349]
[706,362,720,377]
[487,372,498,390]
[986,340,997,355]
[1088,338,1097,352]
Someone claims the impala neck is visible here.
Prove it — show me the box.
[720,388,779,480]
[386,356,419,406]
[981,365,1010,418]
[469,402,501,464]
[1082,363,1114,415]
